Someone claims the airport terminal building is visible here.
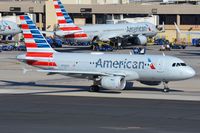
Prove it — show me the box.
[1,0,200,41]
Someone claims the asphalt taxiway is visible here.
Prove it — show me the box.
[0,45,200,132]
[0,94,200,133]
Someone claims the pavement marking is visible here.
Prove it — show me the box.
[101,126,142,130]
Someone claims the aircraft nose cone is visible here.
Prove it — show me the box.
[184,67,196,79]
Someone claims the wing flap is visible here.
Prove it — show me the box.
[99,32,138,41]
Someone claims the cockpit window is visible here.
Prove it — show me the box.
[172,63,187,67]
[181,63,186,66]
[176,63,180,67]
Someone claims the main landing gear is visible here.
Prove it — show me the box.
[89,85,100,92]
[89,76,100,92]
[163,81,170,92]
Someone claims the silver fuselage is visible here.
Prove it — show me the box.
[26,52,195,82]
[61,22,157,42]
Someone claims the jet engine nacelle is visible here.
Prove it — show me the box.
[137,35,147,45]
[140,81,161,86]
[101,76,126,90]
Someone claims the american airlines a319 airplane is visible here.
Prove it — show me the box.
[51,0,159,46]
[17,15,195,92]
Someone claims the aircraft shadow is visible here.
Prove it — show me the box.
[0,80,87,93]
[124,86,183,92]
[122,46,152,50]
[0,80,183,94]
[0,80,121,94]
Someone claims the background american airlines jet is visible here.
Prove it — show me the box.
[0,20,21,36]
[17,15,195,92]
[52,0,159,46]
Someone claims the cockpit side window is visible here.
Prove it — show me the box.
[181,63,186,66]
[172,63,176,67]
[172,63,187,67]
[176,63,180,67]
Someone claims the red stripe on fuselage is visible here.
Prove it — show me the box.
[65,33,88,39]
[27,60,57,67]
[26,52,53,58]
[60,27,81,31]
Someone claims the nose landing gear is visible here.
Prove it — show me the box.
[163,81,170,92]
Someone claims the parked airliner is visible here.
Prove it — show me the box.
[51,0,160,46]
[0,20,21,36]
[17,15,195,92]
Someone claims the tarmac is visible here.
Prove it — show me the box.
[0,45,200,132]
[0,94,200,133]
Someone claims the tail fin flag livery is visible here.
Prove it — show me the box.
[19,15,57,67]
[53,0,88,39]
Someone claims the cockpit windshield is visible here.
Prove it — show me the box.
[172,63,187,67]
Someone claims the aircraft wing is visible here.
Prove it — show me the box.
[41,30,83,36]
[99,32,134,41]
[99,30,145,41]
[41,31,54,35]
[37,69,127,77]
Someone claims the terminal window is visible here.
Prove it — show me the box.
[181,15,200,25]
[159,15,176,25]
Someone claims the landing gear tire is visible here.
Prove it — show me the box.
[163,82,170,93]
[89,85,99,92]
[163,87,169,93]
